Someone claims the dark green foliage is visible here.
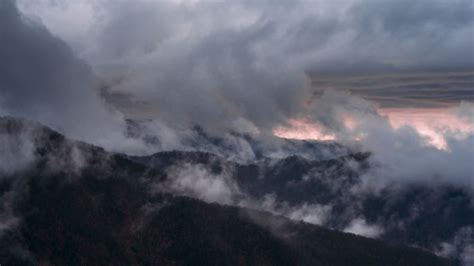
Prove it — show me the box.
[1,160,450,265]
[0,117,453,265]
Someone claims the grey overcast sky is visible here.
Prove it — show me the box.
[15,0,473,115]
[1,0,473,137]
[1,0,474,189]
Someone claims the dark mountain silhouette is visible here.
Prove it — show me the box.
[127,131,473,263]
[0,117,457,265]
[130,147,473,255]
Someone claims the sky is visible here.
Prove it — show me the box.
[0,0,473,188]
[14,0,473,109]
[1,2,473,262]
[10,0,472,133]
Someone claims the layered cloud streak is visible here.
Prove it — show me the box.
[0,0,473,189]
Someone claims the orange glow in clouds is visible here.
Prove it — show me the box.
[273,119,336,141]
[378,108,474,149]
[273,107,474,150]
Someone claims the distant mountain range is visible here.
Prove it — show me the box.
[127,143,473,260]
[0,116,469,265]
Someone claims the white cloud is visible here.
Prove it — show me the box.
[155,164,241,205]
[343,218,383,238]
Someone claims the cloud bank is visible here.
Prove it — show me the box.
[16,0,474,132]
[0,0,147,153]
[1,0,473,189]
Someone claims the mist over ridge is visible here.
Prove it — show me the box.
[0,0,473,264]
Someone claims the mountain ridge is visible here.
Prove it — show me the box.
[0,116,454,265]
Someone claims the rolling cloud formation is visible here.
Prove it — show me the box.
[0,0,473,188]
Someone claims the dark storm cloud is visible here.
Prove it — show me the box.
[83,0,474,126]
[0,0,146,152]
[16,0,474,130]
[89,0,316,132]
[1,2,473,259]
[3,0,474,171]
[348,0,474,71]
[0,0,92,122]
